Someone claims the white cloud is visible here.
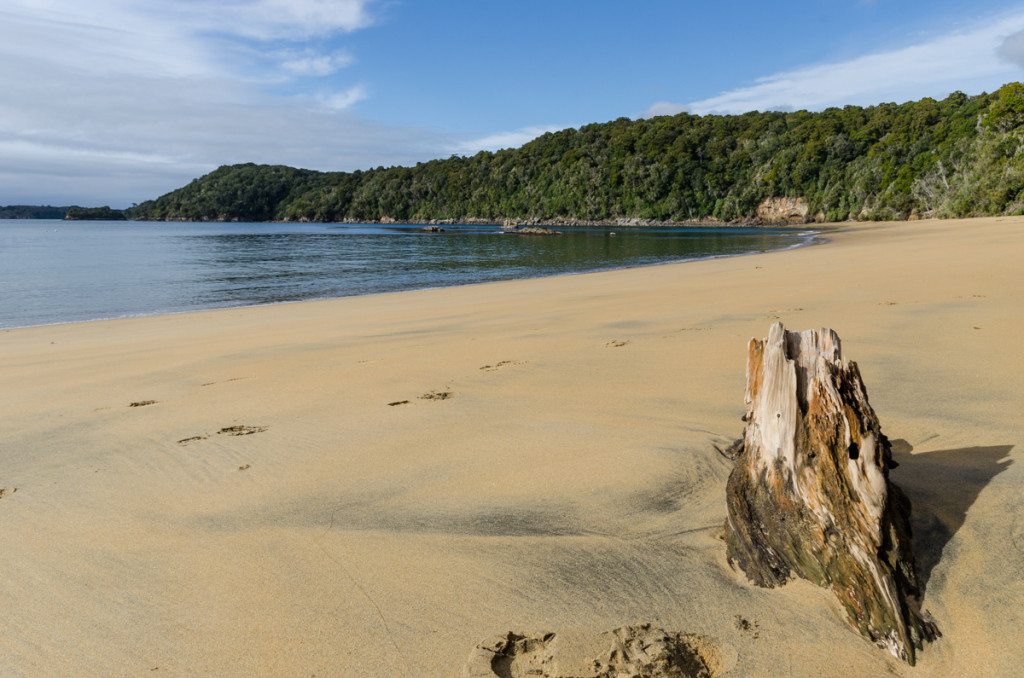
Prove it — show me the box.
[0,70,433,206]
[682,11,1024,115]
[642,101,689,118]
[0,0,442,206]
[0,4,214,79]
[123,0,377,42]
[221,0,375,39]
[0,0,377,85]
[449,126,565,155]
[319,85,369,110]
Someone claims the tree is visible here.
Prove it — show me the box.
[983,83,1024,132]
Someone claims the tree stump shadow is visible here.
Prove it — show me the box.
[890,441,1014,593]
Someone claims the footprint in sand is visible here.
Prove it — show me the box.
[733,616,761,639]
[0,488,17,500]
[389,391,454,405]
[464,624,728,678]
[177,425,267,444]
[129,400,157,408]
[604,340,630,348]
[201,377,248,387]
[480,360,527,372]
[217,425,267,436]
[419,390,454,401]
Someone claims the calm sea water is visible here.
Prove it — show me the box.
[0,220,817,329]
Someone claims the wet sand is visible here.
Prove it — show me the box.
[1,216,1021,676]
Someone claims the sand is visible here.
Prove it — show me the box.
[1,216,1021,676]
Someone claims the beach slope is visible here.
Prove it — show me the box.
[1,217,1021,676]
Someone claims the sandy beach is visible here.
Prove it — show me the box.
[1,216,1022,676]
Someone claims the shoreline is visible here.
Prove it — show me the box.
[128,215,773,227]
[1,216,1021,676]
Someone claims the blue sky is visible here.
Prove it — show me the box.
[3,0,1024,207]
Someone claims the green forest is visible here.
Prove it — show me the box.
[127,83,1024,224]
[1,205,125,220]
[65,206,127,220]
[0,205,70,219]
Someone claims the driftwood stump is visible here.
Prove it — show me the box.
[724,322,938,664]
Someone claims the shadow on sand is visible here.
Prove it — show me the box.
[889,440,1014,593]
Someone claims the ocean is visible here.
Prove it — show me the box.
[0,220,817,329]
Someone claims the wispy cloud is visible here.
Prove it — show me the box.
[277,48,356,77]
[153,0,375,41]
[220,0,375,39]
[0,0,442,206]
[449,126,565,155]
[646,11,1024,117]
[0,0,378,88]
[0,4,214,79]
[319,85,369,110]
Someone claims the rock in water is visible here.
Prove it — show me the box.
[724,322,938,663]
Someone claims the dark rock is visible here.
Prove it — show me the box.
[515,226,561,235]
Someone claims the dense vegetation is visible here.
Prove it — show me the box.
[129,164,324,222]
[0,205,70,219]
[128,84,1024,223]
[64,206,126,220]
[1,205,128,220]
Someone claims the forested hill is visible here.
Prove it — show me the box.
[0,205,69,219]
[128,83,1024,224]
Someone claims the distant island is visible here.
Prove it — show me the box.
[0,205,71,219]
[64,206,127,221]
[0,205,126,220]
[16,83,1024,226]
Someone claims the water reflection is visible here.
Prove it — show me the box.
[185,226,810,307]
[0,221,816,328]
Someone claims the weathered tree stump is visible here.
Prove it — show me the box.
[724,322,938,664]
